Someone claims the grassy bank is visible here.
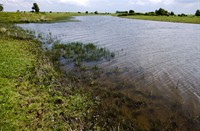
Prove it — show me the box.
[0,23,137,130]
[0,12,83,23]
[0,24,101,130]
[120,15,200,24]
[0,12,121,130]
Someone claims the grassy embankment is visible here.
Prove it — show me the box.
[0,12,83,23]
[0,16,101,130]
[0,12,136,130]
[119,15,200,24]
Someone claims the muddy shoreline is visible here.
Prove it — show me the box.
[59,57,200,130]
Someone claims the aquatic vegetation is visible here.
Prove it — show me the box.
[52,42,115,66]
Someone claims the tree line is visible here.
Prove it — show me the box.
[117,8,200,17]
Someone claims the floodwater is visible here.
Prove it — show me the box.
[18,16,200,114]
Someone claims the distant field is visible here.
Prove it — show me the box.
[1,12,199,24]
[0,12,83,23]
[120,15,200,24]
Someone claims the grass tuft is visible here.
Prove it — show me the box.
[52,42,115,67]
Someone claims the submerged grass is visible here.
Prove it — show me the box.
[58,60,200,130]
[52,42,115,66]
[120,15,200,24]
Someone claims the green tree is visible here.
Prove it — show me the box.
[170,11,175,16]
[155,8,168,16]
[0,4,3,12]
[129,10,135,14]
[32,3,40,13]
[94,11,98,14]
[195,9,200,16]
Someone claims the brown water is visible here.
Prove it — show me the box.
[18,16,200,115]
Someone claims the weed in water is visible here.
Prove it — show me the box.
[52,42,115,67]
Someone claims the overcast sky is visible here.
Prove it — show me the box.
[0,0,199,14]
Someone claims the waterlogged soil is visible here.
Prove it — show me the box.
[60,63,200,130]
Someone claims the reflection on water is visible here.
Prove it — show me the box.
[18,16,200,113]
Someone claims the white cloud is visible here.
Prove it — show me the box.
[128,0,145,5]
[0,0,31,8]
[58,0,90,6]
[0,0,198,14]
[0,0,90,7]
[129,0,174,5]
[162,0,174,5]
[149,0,162,4]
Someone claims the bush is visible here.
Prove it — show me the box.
[195,9,200,16]
[117,13,128,16]
[145,12,156,16]
[135,12,145,15]
[94,11,98,14]
[170,11,175,16]
[155,8,169,16]
[178,13,187,17]
[129,10,135,15]
[116,11,128,14]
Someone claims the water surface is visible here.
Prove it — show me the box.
[18,16,200,110]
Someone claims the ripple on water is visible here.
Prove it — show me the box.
[17,16,200,111]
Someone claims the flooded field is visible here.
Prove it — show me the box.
[18,16,200,129]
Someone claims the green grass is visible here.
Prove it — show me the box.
[120,15,200,24]
[0,39,35,78]
[0,12,83,23]
[0,36,46,129]
[0,25,99,130]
